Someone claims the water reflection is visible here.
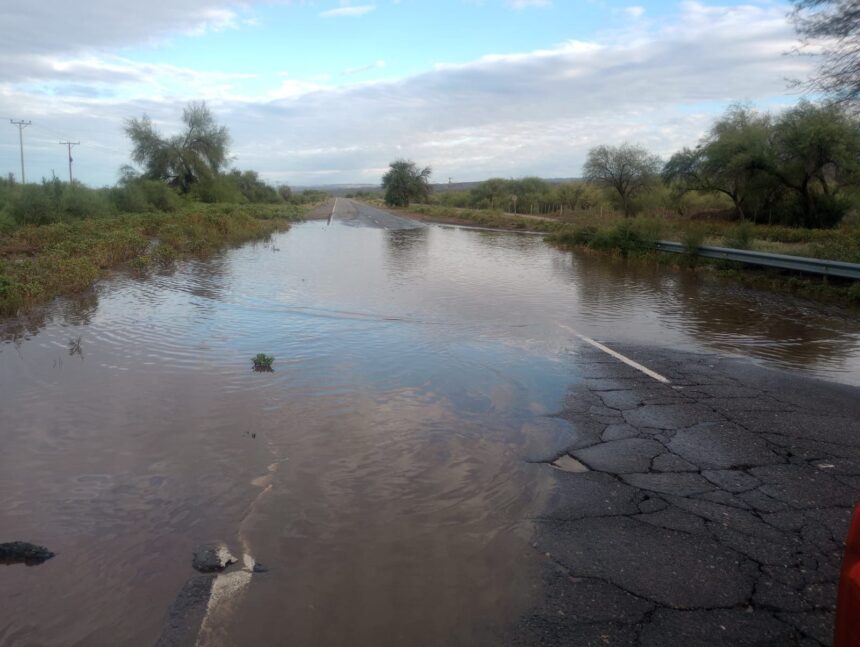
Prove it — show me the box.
[1,220,860,646]
[551,250,860,373]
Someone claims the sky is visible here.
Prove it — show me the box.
[0,0,812,187]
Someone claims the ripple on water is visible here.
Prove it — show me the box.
[1,220,860,646]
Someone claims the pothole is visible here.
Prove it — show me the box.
[551,455,590,473]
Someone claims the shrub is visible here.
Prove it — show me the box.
[681,225,707,255]
[60,185,111,219]
[726,221,754,249]
[590,220,657,256]
[10,184,57,225]
[140,180,181,212]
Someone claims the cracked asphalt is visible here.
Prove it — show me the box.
[520,344,860,647]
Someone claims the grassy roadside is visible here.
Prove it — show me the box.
[395,203,860,262]
[378,201,860,307]
[0,203,312,316]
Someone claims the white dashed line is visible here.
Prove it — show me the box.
[559,324,670,384]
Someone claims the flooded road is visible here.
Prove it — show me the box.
[2,203,860,646]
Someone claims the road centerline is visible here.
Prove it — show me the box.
[559,324,670,384]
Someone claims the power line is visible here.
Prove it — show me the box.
[9,120,31,183]
[59,140,80,183]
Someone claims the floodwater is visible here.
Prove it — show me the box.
[1,214,859,646]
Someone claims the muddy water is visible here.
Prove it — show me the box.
[1,219,859,646]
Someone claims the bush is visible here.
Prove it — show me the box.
[140,180,181,212]
[190,175,246,204]
[10,183,57,225]
[726,221,754,249]
[61,185,111,219]
[9,179,112,225]
[109,182,148,212]
[590,220,657,256]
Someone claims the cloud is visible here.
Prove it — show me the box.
[0,2,812,187]
[507,0,551,9]
[320,4,376,17]
[623,6,646,19]
[0,1,264,57]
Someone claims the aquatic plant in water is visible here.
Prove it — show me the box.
[252,353,275,372]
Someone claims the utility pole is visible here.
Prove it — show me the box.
[59,141,80,183]
[9,120,31,184]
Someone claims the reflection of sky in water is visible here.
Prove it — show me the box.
[2,219,860,646]
[3,220,860,389]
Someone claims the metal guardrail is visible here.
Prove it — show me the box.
[654,241,860,280]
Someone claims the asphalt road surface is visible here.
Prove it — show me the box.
[522,343,860,646]
[330,197,424,230]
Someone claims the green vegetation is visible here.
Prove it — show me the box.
[412,102,860,232]
[252,353,275,372]
[0,203,309,316]
[0,101,331,317]
[389,200,860,264]
[381,160,432,207]
[126,102,230,194]
[584,144,662,217]
[665,101,860,228]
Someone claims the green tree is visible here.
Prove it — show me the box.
[765,100,860,227]
[125,102,230,194]
[555,181,602,211]
[469,178,511,209]
[583,144,661,217]
[381,159,432,207]
[226,169,281,203]
[663,105,774,220]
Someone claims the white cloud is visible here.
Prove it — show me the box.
[0,1,264,57]
[0,2,812,187]
[507,0,551,9]
[320,4,376,17]
[623,6,646,19]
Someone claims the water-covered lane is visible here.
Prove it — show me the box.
[1,219,859,646]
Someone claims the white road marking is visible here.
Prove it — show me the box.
[559,324,670,384]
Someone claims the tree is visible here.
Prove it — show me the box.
[226,169,281,203]
[764,100,860,227]
[583,144,661,217]
[663,105,774,220]
[556,181,602,211]
[381,159,432,207]
[791,0,860,104]
[125,102,230,193]
[470,178,511,209]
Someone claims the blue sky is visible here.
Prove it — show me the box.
[0,0,811,186]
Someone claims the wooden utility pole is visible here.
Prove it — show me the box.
[9,120,31,183]
[59,141,80,183]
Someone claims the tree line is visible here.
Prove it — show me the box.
[386,101,860,229]
[0,103,322,228]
